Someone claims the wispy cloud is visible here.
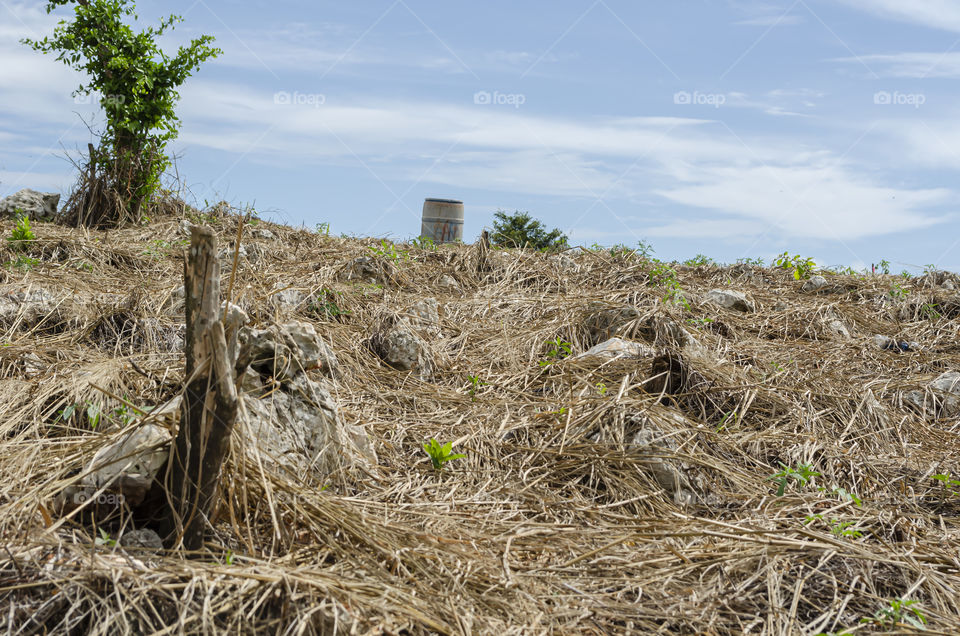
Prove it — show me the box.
[836,0,960,33]
[735,14,805,26]
[835,52,960,78]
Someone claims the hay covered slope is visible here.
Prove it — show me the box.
[1,208,959,634]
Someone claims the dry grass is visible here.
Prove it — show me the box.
[0,204,959,634]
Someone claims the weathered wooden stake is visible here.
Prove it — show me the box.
[163,226,239,551]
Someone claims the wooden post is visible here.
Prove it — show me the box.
[162,226,239,551]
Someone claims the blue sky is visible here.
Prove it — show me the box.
[3,1,960,271]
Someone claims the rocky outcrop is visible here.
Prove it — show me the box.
[703,289,755,313]
[0,189,60,221]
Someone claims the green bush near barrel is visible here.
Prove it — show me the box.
[491,210,568,251]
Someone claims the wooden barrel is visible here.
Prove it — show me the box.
[420,198,464,244]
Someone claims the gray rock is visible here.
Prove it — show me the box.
[0,189,59,221]
[402,297,441,337]
[247,227,275,240]
[572,338,656,362]
[371,319,433,379]
[178,219,194,236]
[703,289,754,313]
[271,288,306,310]
[240,321,339,381]
[802,275,828,292]
[120,528,164,552]
[80,397,180,504]
[825,320,852,340]
[342,256,385,284]
[931,371,960,417]
[0,288,75,329]
[436,274,459,291]
[944,281,956,291]
[242,374,374,474]
[628,423,695,506]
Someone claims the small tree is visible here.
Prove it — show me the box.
[22,0,221,226]
[490,210,568,251]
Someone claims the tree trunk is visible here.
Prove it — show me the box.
[162,226,239,551]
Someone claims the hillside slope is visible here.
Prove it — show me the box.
[1,206,959,634]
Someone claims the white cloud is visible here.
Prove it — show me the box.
[735,15,805,26]
[168,82,952,241]
[835,52,960,78]
[836,0,960,33]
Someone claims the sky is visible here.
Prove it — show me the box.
[2,1,960,271]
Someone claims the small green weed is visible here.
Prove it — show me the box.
[736,257,764,266]
[539,337,572,367]
[5,255,40,271]
[315,222,330,236]
[225,549,234,565]
[860,598,926,630]
[803,514,863,538]
[308,289,350,320]
[932,472,960,497]
[466,374,485,401]
[920,303,941,320]
[819,486,862,507]
[96,528,117,547]
[8,212,35,248]
[423,438,466,471]
[683,254,714,267]
[889,283,909,300]
[412,236,438,250]
[876,259,891,275]
[596,382,608,396]
[774,252,817,280]
[769,462,819,496]
[369,239,408,262]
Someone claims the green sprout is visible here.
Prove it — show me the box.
[539,337,572,367]
[769,462,819,496]
[860,598,926,629]
[423,438,466,471]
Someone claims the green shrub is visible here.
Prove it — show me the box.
[490,210,567,251]
[23,0,221,226]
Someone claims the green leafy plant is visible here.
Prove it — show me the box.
[225,549,234,566]
[877,259,891,275]
[932,472,960,497]
[368,239,408,262]
[774,252,817,280]
[683,254,714,267]
[920,303,942,321]
[490,210,568,251]
[596,382,608,396]
[96,528,117,547]
[308,289,350,321]
[889,283,909,300]
[466,374,485,401]
[803,515,863,538]
[539,337,572,367]
[736,257,764,266]
[315,222,330,236]
[411,236,437,251]
[819,486,862,507]
[423,438,466,471]
[860,598,926,629]
[635,239,656,260]
[8,213,35,248]
[5,255,41,271]
[23,0,221,226]
[648,262,690,309]
[769,462,819,496]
